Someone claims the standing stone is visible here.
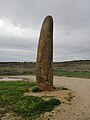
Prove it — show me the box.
[36,15,53,91]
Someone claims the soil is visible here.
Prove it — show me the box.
[0,76,90,120]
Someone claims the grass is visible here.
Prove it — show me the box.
[0,81,61,119]
[0,70,90,79]
[53,70,90,79]
[0,81,36,107]
[14,96,61,117]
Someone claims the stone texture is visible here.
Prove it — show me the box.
[36,16,53,91]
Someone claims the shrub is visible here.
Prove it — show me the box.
[32,87,42,92]
[48,98,61,106]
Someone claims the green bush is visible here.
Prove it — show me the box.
[48,98,61,106]
[32,86,42,92]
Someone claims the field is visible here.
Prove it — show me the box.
[0,60,90,78]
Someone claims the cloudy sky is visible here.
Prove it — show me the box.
[0,0,90,62]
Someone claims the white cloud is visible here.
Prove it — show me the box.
[0,17,38,39]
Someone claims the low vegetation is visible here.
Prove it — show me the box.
[14,96,61,117]
[53,70,90,79]
[0,81,61,119]
[32,86,42,92]
[0,60,90,78]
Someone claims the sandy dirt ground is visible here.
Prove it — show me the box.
[0,76,90,120]
[35,76,90,120]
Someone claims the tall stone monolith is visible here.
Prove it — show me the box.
[36,15,53,91]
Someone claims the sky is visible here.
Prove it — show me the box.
[0,0,90,62]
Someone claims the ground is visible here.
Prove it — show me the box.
[36,76,90,120]
[0,75,90,120]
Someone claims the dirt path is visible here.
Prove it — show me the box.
[35,76,90,120]
[0,76,90,120]
[54,76,90,120]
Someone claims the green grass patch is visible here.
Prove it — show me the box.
[0,70,90,79]
[53,70,90,79]
[0,81,61,119]
[32,86,42,92]
[13,96,61,117]
[0,81,36,107]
